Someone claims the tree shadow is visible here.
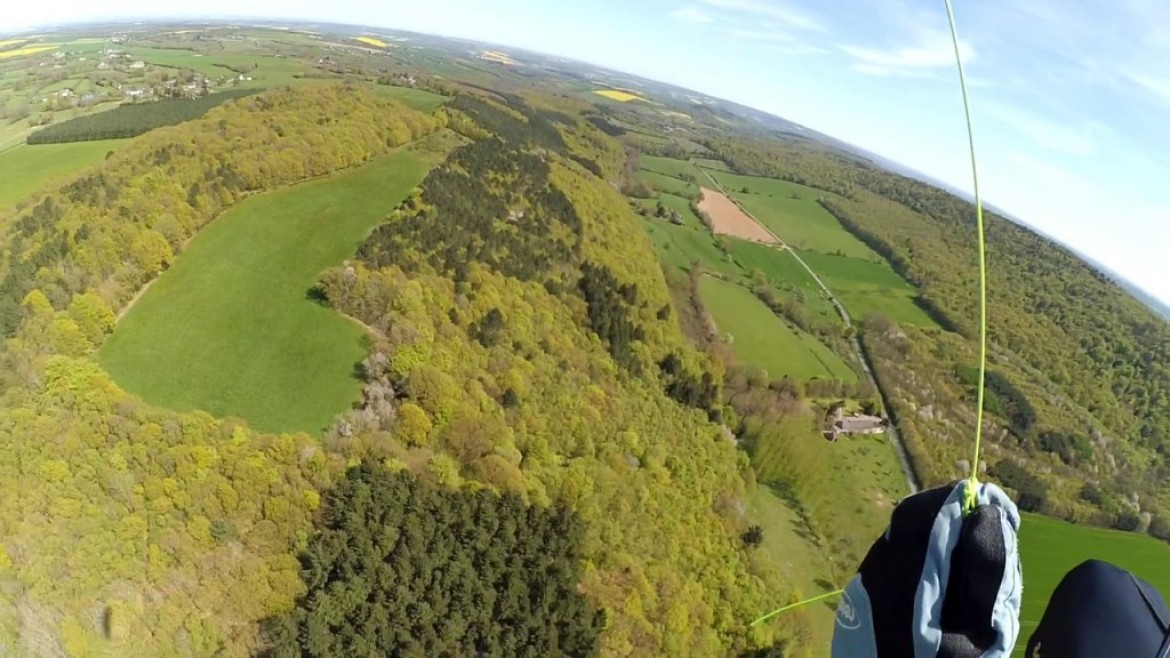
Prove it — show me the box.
[815,578,836,591]
[305,285,328,307]
[789,519,814,542]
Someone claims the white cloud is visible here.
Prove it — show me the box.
[851,63,939,79]
[840,27,974,76]
[670,7,716,24]
[1123,71,1170,107]
[698,0,826,33]
[759,42,829,57]
[721,26,793,42]
[982,103,1098,156]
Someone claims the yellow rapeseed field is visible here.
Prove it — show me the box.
[355,36,388,48]
[594,89,642,102]
[0,45,58,60]
[479,50,519,65]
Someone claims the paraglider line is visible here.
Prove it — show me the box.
[750,588,845,627]
[943,0,989,515]
[747,0,994,631]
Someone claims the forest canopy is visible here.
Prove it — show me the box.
[0,82,790,657]
[261,464,604,658]
[26,89,260,144]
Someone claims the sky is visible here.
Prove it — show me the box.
[4,0,1169,304]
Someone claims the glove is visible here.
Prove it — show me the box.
[1025,559,1170,657]
[832,479,1022,658]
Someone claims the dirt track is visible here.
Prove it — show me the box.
[697,187,776,243]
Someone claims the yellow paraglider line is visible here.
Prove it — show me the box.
[942,0,990,516]
[750,589,845,627]
[749,0,993,626]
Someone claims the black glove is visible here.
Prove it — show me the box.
[1026,559,1170,657]
[832,480,1022,658]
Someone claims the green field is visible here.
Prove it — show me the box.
[796,250,939,327]
[640,155,701,180]
[797,251,912,290]
[747,485,836,651]
[730,240,839,323]
[100,146,441,434]
[638,214,736,276]
[1014,513,1170,654]
[701,169,872,258]
[698,276,855,382]
[691,166,937,328]
[635,189,739,276]
[655,192,703,227]
[694,158,731,172]
[636,170,697,198]
[748,431,909,653]
[374,85,449,113]
[124,47,315,87]
[0,139,129,209]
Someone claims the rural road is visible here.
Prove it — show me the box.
[695,163,921,494]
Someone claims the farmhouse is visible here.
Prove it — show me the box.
[823,406,887,441]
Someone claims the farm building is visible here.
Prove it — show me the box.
[823,406,887,441]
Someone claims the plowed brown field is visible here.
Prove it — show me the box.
[698,187,776,243]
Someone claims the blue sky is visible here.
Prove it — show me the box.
[5,0,1170,304]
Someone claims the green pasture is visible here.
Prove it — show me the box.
[1014,513,1170,654]
[698,276,855,382]
[834,290,937,328]
[796,250,938,328]
[639,155,700,180]
[100,144,445,434]
[374,85,449,113]
[655,192,703,227]
[637,170,697,198]
[638,214,736,276]
[0,139,128,209]
[729,240,839,323]
[694,158,731,172]
[636,191,738,275]
[123,47,312,87]
[796,250,912,291]
[700,169,872,258]
[747,432,909,654]
[747,485,836,652]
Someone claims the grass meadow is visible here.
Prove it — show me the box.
[632,158,736,276]
[747,426,910,655]
[701,169,872,258]
[636,170,698,198]
[124,47,316,87]
[1013,513,1170,654]
[698,276,855,382]
[374,85,449,113]
[100,145,443,434]
[637,214,737,276]
[729,240,840,324]
[639,155,702,180]
[796,250,939,327]
[0,139,129,209]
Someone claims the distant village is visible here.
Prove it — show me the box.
[27,41,254,117]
